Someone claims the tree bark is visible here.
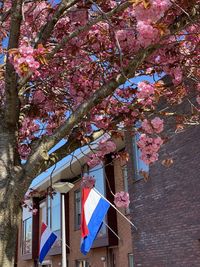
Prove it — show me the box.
[0,189,21,267]
[0,128,24,267]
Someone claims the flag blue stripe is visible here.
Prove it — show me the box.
[39,233,57,263]
[81,197,110,255]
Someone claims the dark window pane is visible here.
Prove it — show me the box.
[75,190,81,229]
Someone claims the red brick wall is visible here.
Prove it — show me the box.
[129,126,200,267]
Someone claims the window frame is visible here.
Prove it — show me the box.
[128,253,134,267]
[122,164,130,214]
[74,158,118,248]
[39,194,62,255]
[75,259,90,267]
[47,193,61,234]
[89,164,108,241]
[132,134,149,181]
[74,189,81,230]
[21,216,33,256]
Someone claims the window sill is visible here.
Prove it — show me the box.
[21,253,32,260]
[92,236,109,248]
[74,226,81,231]
[48,246,62,256]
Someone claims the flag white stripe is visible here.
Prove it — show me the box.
[40,227,52,252]
[84,189,101,225]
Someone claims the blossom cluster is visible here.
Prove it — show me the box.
[9,44,47,77]
[136,81,155,107]
[142,117,164,134]
[114,191,130,208]
[87,139,116,168]
[18,117,40,160]
[137,134,164,164]
[1,0,198,166]
[81,175,96,189]
[133,0,171,47]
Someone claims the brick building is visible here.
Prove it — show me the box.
[16,137,136,267]
[17,118,200,267]
[127,123,200,267]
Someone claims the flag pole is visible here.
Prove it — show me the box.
[93,188,137,231]
[103,220,121,240]
[61,193,67,267]
[59,238,71,250]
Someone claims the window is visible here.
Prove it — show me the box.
[75,190,81,230]
[132,134,149,180]
[75,260,90,267]
[122,165,128,192]
[89,164,105,195]
[122,165,130,214]
[22,217,32,255]
[40,201,47,224]
[39,193,61,248]
[89,164,107,238]
[48,193,61,234]
[22,205,33,255]
[128,254,134,267]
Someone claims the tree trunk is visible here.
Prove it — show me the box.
[0,128,24,267]
[0,190,21,267]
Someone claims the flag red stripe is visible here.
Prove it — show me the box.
[81,188,90,238]
[41,222,47,236]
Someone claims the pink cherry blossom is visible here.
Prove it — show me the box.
[196,95,200,105]
[99,139,117,153]
[81,176,96,189]
[0,0,198,168]
[136,82,155,107]
[87,154,102,168]
[137,134,164,164]
[151,117,164,133]
[114,191,130,208]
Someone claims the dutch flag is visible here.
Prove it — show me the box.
[39,222,57,263]
[80,188,110,255]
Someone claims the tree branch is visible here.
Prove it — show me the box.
[18,1,131,90]
[0,9,11,24]
[34,0,79,46]
[23,2,200,180]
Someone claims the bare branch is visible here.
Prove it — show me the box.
[23,129,104,182]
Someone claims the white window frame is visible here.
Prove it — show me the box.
[132,134,149,181]
[21,206,33,255]
[128,253,134,267]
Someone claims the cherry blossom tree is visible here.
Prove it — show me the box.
[0,0,199,265]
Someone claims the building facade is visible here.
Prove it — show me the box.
[16,138,137,267]
[127,124,200,267]
[17,122,200,267]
